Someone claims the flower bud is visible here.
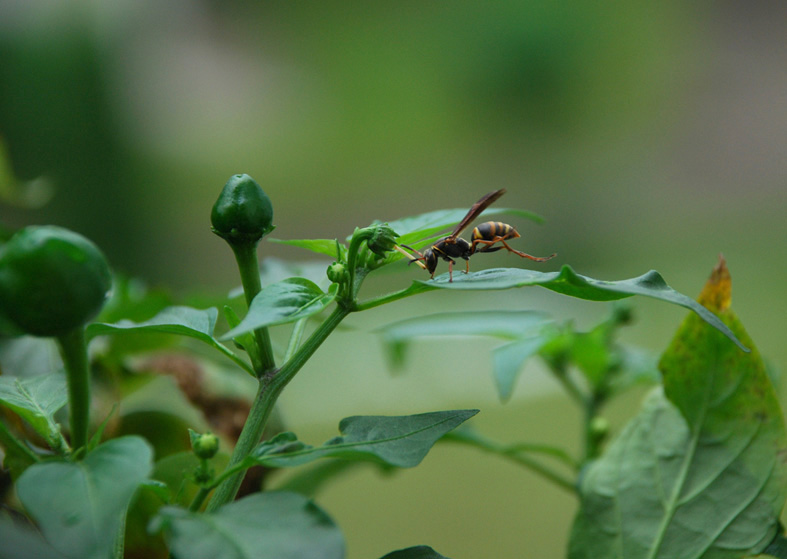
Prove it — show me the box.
[365,224,398,257]
[192,432,220,460]
[326,262,348,284]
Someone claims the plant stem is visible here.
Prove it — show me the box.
[355,282,432,311]
[206,305,351,511]
[445,431,576,493]
[231,242,275,375]
[56,327,91,456]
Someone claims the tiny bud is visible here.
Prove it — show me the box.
[192,432,220,460]
[326,262,348,284]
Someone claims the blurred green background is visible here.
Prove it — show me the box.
[1,2,785,557]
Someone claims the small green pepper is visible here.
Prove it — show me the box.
[211,174,275,246]
[0,225,111,337]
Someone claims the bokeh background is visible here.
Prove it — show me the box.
[1,2,785,557]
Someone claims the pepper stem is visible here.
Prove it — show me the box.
[56,327,91,456]
[230,242,275,375]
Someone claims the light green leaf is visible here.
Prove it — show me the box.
[387,205,543,246]
[377,311,552,400]
[492,337,550,401]
[151,491,344,559]
[249,410,479,469]
[87,306,253,375]
[380,546,452,559]
[16,436,153,559]
[0,373,66,444]
[222,278,335,340]
[569,263,787,558]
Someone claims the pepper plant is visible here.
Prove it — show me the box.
[0,173,782,558]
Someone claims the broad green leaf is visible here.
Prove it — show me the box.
[387,205,544,246]
[16,436,153,559]
[87,305,218,340]
[568,260,787,559]
[248,410,479,469]
[272,205,541,261]
[222,278,336,340]
[0,373,66,445]
[87,306,253,375]
[380,546,452,559]
[386,265,746,351]
[151,491,344,559]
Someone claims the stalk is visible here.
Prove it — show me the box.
[56,327,91,455]
[231,242,275,374]
[206,305,351,510]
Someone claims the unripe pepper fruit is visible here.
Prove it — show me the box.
[211,174,275,246]
[0,225,111,337]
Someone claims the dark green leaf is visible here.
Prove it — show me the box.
[87,306,253,375]
[380,546,452,559]
[151,491,344,559]
[249,410,479,469]
[0,373,66,444]
[16,436,153,559]
[569,264,787,559]
[397,266,746,351]
[222,278,335,339]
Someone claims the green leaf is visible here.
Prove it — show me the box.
[87,306,253,375]
[387,205,543,246]
[221,278,336,340]
[151,491,344,559]
[0,373,66,445]
[492,336,551,401]
[87,305,218,340]
[568,262,787,559]
[392,266,746,351]
[16,436,153,559]
[380,546,452,559]
[248,410,479,469]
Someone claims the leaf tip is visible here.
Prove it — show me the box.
[697,254,732,313]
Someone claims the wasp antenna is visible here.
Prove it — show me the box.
[394,245,428,270]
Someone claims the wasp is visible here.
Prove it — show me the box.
[397,188,556,282]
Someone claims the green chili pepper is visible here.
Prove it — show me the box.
[210,173,275,247]
[0,225,111,337]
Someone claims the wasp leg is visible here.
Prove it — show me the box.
[472,238,556,262]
